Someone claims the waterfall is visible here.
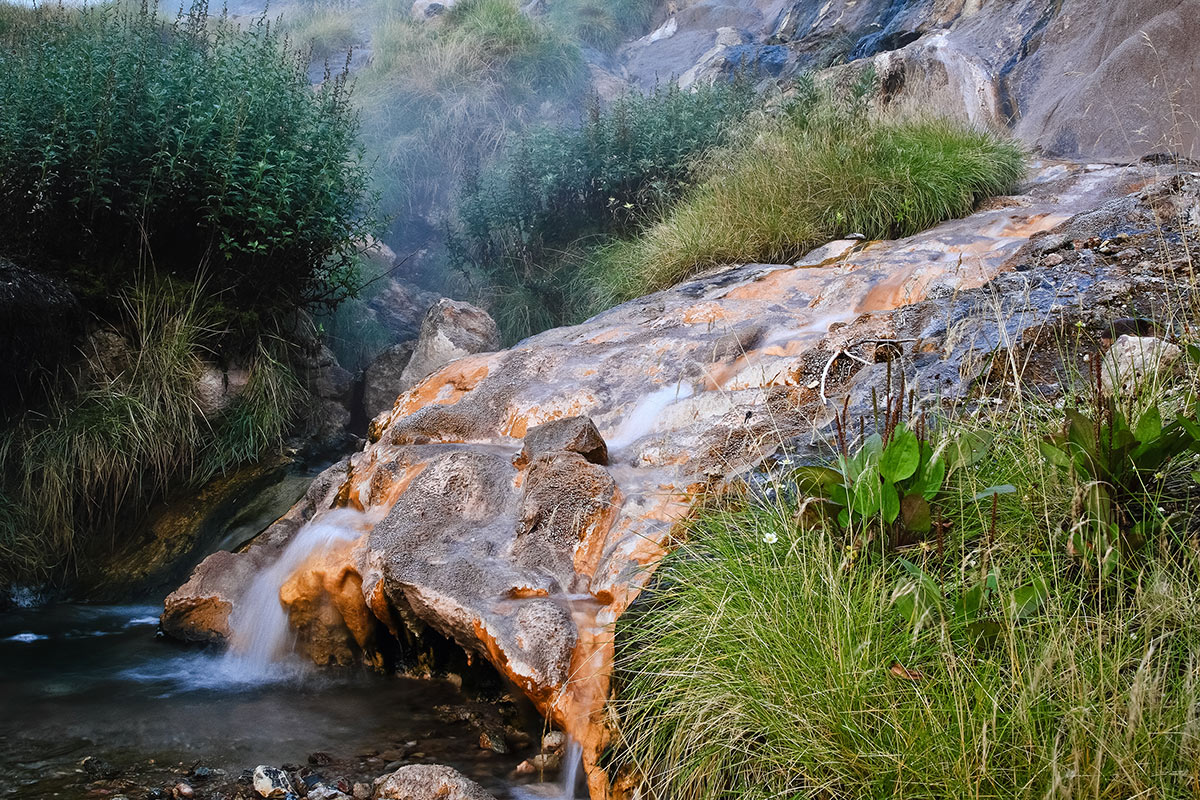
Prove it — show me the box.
[559,737,583,800]
[221,508,363,682]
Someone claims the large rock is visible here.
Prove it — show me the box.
[364,342,416,419]
[252,765,295,799]
[520,416,609,465]
[397,300,500,393]
[1101,335,1184,397]
[617,0,1200,162]
[165,163,1194,799]
[373,765,495,800]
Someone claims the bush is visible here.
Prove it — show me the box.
[356,0,586,231]
[448,82,756,342]
[0,2,376,334]
[0,281,303,584]
[593,90,1027,302]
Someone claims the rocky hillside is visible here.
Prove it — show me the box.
[607,0,1198,161]
[160,1,1200,798]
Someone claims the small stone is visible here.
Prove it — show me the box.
[541,731,567,753]
[1116,247,1141,261]
[308,752,333,766]
[1042,252,1065,267]
[514,760,536,776]
[530,753,561,771]
[352,782,372,800]
[173,783,195,799]
[80,755,118,777]
[253,765,296,799]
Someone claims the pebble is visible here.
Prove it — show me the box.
[308,752,333,766]
[173,782,195,799]
[253,765,296,799]
[353,782,372,800]
[541,731,566,753]
[530,753,561,771]
[1042,252,1065,267]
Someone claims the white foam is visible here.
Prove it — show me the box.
[6,632,48,643]
[605,383,694,452]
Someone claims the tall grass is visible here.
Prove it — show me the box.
[616,360,1200,799]
[0,282,303,583]
[545,0,657,52]
[592,93,1026,303]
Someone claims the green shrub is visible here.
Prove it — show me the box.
[546,0,657,52]
[448,82,756,342]
[356,0,585,229]
[0,2,376,334]
[285,5,361,63]
[594,91,1027,302]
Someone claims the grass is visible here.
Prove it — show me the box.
[591,94,1027,303]
[615,352,1200,799]
[545,0,657,52]
[284,5,361,63]
[0,280,303,584]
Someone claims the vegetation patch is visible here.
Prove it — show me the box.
[593,88,1026,302]
[545,0,658,52]
[448,82,756,342]
[616,354,1200,799]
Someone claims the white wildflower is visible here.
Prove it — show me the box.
[762,532,779,545]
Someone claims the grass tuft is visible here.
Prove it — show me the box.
[592,93,1027,303]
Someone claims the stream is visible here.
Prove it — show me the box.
[0,603,534,799]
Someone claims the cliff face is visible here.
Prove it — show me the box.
[615,0,1199,161]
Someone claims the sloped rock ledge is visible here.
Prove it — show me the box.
[163,161,1199,798]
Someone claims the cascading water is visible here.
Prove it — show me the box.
[559,737,583,800]
[222,508,365,681]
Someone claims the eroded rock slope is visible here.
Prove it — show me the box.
[162,159,1200,797]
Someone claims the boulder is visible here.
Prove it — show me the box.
[520,416,608,465]
[1101,335,1184,397]
[411,0,455,19]
[373,765,495,800]
[252,765,295,799]
[397,300,500,392]
[364,342,416,419]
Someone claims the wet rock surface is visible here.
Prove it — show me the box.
[374,764,497,800]
[397,300,501,396]
[161,160,1200,798]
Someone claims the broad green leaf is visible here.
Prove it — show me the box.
[973,484,1016,502]
[893,558,944,632]
[881,481,900,524]
[1009,577,1050,620]
[852,472,882,518]
[880,428,920,483]
[947,431,993,473]
[900,494,931,533]
[795,466,843,498]
[954,582,985,623]
[1039,441,1071,469]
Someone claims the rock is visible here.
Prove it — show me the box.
[307,785,350,800]
[353,783,372,800]
[195,362,250,416]
[173,783,195,799]
[364,342,416,419]
[411,0,453,18]
[80,755,118,777]
[397,300,500,392]
[253,765,295,799]
[373,765,496,800]
[520,416,608,465]
[1042,253,1065,267]
[1101,335,1183,396]
[308,752,334,767]
[541,731,566,753]
[529,753,561,771]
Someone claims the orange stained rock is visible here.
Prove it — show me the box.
[572,485,624,579]
[280,534,375,657]
[392,355,495,417]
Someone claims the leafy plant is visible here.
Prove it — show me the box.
[0,2,377,334]
[892,558,1049,641]
[448,81,756,342]
[1039,369,1200,578]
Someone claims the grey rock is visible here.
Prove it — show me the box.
[364,341,416,419]
[520,416,608,465]
[398,300,500,392]
[373,765,496,800]
[1101,335,1183,397]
